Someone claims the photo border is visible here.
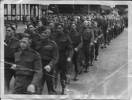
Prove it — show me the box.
[0,0,131,99]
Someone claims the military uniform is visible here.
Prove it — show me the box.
[36,26,46,34]
[93,26,102,60]
[82,26,94,72]
[24,29,41,50]
[35,39,59,94]
[101,17,108,48]
[54,31,73,94]
[69,28,83,80]
[13,48,42,94]
[4,36,19,92]
[89,22,95,65]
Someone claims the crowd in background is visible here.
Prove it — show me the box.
[4,12,128,95]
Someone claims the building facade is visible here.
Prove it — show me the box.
[4,4,46,21]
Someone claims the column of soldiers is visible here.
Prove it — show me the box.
[4,13,127,95]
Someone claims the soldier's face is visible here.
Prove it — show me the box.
[71,24,76,29]
[12,24,17,31]
[83,22,88,27]
[57,25,63,32]
[38,21,43,27]
[49,23,54,29]
[6,27,13,37]
[20,38,29,50]
[41,29,51,39]
[29,25,35,31]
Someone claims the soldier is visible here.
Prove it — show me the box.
[4,26,19,93]
[31,16,38,27]
[11,23,24,40]
[35,20,45,34]
[69,23,83,81]
[24,23,36,36]
[54,24,73,94]
[101,16,108,48]
[41,14,48,26]
[81,20,94,72]
[93,22,102,61]
[35,28,59,94]
[89,20,96,66]
[48,22,56,40]
[107,20,113,45]
[13,37,43,94]
[48,22,59,89]
[24,24,40,50]
[114,20,119,38]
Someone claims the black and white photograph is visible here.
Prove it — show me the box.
[0,0,131,99]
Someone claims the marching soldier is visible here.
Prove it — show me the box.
[54,24,73,94]
[69,23,83,81]
[48,22,59,89]
[81,20,94,72]
[101,16,108,48]
[13,37,43,94]
[89,20,95,66]
[36,20,45,34]
[35,28,59,94]
[4,26,19,93]
[93,22,103,61]
[48,22,56,40]
[11,23,24,40]
[24,24,40,50]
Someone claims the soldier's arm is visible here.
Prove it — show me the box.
[31,53,43,86]
[48,42,59,69]
[76,35,83,50]
[94,30,98,42]
[98,28,103,38]
[90,30,95,44]
[67,35,74,59]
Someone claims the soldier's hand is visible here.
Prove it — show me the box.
[44,65,51,72]
[27,84,35,93]
[94,40,97,43]
[67,57,71,62]
[11,64,16,70]
[4,42,7,46]
[74,48,78,52]
[90,42,94,46]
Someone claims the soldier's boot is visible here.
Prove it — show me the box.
[95,51,99,61]
[84,63,89,73]
[48,89,57,95]
[73,61,79,81]
[50,85,58,95]
[95,56,98,61]
[47,79,57,95]
[90,51,94,66]
[54,78,58,89]
[36,85,43,94]
[107,36,110,45]
[73,73,79,81]
[101,43,104,49]
[78,60,85,74]
[90,56,94,66]
[61,80,66,95]
[54,73,58,89]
